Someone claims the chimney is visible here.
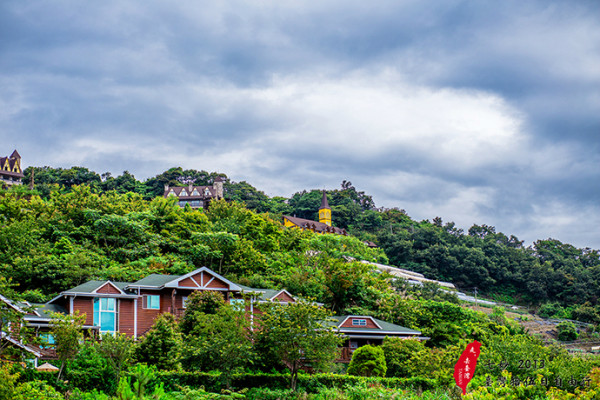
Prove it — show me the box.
[29,168,35,190]
[213,180,224,199]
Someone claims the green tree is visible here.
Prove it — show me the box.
[347,344,387,377]
[179,290,226,335]
[256,300,343,390]
[182,303,254,388]
[135,313,182,370]
[97,333,135,384]
[51,310,86,381]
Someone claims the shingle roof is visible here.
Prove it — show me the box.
[164,185,216,200]
[129,274,180,287]
[64,280,130,294]
[24,303,67,321]
[237,285,298,302]
[328,315,421,335]
[283,215,347,235]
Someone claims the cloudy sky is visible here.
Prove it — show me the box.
[1,1,599,249]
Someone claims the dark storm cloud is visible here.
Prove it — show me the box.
[0,0,599,248]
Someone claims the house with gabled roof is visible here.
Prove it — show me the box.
[328,315,424,362]
[0,149,24,187]
[7,265,424,365]
[164,178,225,209]
[47,266,248,338]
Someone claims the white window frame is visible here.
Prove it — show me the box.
[93,297,118,334]
[143,295,160,310]
[352,319,367,326]
[230,298,245,311]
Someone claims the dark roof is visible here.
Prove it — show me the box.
[328,315,422,335]
[320,191,331,210]
[130,274,180,288]
[238,285,294,302]
[63,280,130,294]
[24,303,67,321]
[164,185,216,200]
[283,215,347,235]
[0,153,24,177]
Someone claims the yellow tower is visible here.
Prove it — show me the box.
[318,191,332,226]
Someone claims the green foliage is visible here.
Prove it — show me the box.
[556,321,578,341]
[66,340,115,393]
[0,363,19,400]
[179,291,226,335]
[11,380,64,400]
[256,300,344,390]
[97,333,135,385]
[538,302,572,319]
[347,345,387,377]
[51,310,86,381]
[181,303,255,387]
[135,313,182,370]
[381,338,426,377]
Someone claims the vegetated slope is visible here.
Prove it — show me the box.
[0,185,389,317]
[19,165,600,324]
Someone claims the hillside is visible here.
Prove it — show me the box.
[16,165,600,325]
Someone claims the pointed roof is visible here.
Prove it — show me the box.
[319,191,330,210]
[10,150,21,159]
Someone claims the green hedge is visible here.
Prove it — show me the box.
[148,371,437,392]
[20,370,437,394]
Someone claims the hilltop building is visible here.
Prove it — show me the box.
[0,150,24,187]
[164,178,224,209]
[283,191,348,235]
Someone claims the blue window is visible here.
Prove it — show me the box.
[93,298,117,333]
[144,295,160,310]
[230,298,245,311]
[352,319,367,326]
[39,333,55,349]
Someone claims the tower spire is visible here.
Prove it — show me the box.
[318,190,332,226]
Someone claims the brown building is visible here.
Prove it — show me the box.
[0,150,24,187]
[164,178,225,209]
[283,191,349,235]
[3,266,423,364]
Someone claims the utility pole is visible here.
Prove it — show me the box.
[474,287,478,308]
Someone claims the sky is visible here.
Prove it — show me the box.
[1,1,599,249]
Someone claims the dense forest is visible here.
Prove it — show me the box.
[19,165,600,323]
[0,166,599,399]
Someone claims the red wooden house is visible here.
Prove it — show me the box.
[4,266,424,364]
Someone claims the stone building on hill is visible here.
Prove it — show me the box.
[283,191,349,236]
[0,150,24,187]
[164,178,224,209]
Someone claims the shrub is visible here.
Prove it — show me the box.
[382,338,426,377]
[135,313,182,370]
[347,345,387,377]
[557,321,578,341]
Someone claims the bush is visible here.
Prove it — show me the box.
[128,371,437,393]
[135,313,182,370]
[347,345,387,377]
[557,321,578,341]
[382,338,426,377]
